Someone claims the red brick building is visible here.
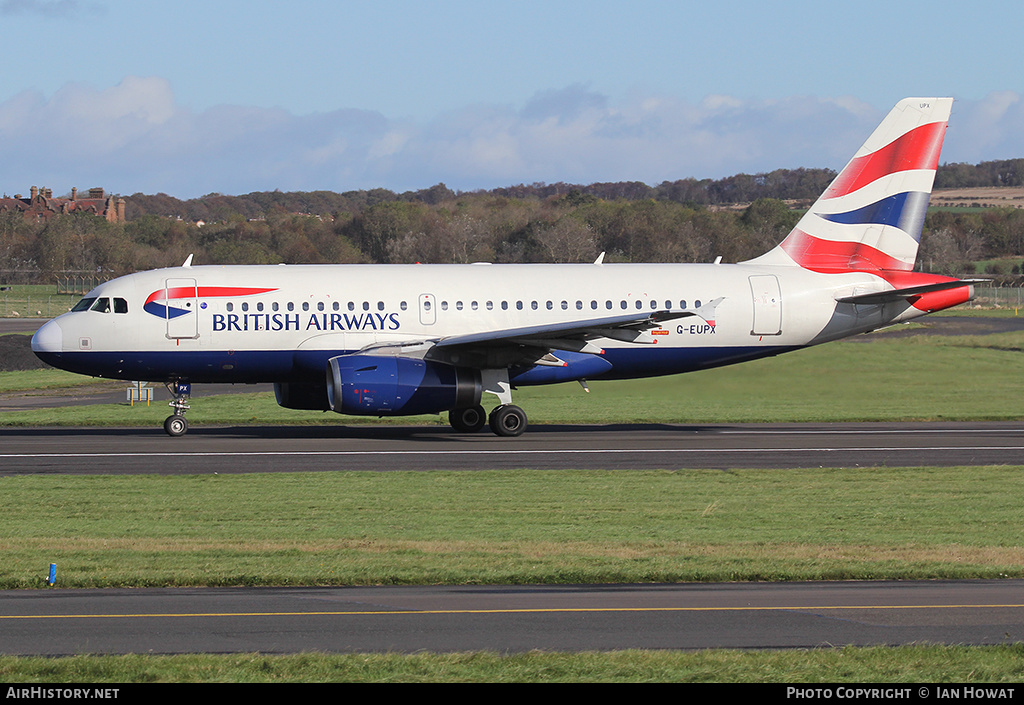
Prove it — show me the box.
[0,186,125,223]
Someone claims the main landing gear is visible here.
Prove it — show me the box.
[448,403,529,437]
[163,381,191,437]
[488,404,527,437]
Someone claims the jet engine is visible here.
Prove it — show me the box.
[326,354,481,416]
[274,381,332,411]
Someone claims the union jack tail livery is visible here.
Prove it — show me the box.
[750,98,952,273]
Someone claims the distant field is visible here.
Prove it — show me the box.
[0,284,78,318]
[931,186,1024,210]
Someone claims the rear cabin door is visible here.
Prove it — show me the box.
[749,275,782,336]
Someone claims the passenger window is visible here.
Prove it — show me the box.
[226,302,234,312]
[257,302,264,312]
[242,302,249,312]
[400,301,408,311]
[114,298,128,314]
[377,301,385,311]
[302,302,309,311]
[287,302,294,311]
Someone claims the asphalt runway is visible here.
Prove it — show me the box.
[1,420,1023,474]
[2,580,1023,655]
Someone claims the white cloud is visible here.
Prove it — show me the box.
[0,78,1018,199]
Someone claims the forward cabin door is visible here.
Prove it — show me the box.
[165,278,199,339]
[749,275,782,336]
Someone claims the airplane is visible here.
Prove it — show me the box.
[32,97,982,437]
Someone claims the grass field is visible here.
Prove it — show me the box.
[0,284,79,319]
[3,646,1024,683]
[2,466,1022,590]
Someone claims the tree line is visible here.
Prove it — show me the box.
[0,161,1022,285]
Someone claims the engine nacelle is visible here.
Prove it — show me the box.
[326,354,481,416]
[274,381,331,411]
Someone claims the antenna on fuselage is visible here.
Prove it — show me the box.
[594,252,605,266]
[182,254,193,268]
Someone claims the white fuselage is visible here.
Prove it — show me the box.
[32,261,940,387]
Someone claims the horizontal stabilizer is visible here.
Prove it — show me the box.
[835,279,985,305]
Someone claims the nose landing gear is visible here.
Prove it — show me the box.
[163,381,191,437]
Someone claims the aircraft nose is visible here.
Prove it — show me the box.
[31,319,63,356]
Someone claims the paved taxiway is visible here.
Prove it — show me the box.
[2,580,1023,655]
[1,421,1023,474]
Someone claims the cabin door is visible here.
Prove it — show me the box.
[749,275,782,336]
[164,278,199,339]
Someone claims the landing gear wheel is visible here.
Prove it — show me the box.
[449,405,487,433]
[488,404,527,437]
[164,415,188,437]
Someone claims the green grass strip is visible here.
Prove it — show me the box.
[2,467,1022,589]
[2,645,1023,682]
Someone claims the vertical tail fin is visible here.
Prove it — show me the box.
[746,98,953,272]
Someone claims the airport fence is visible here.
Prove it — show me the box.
[0,294,79,319]
[971,287,1024,310]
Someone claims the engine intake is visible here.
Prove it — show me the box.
[327,354,481,416]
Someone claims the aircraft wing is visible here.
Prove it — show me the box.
[352,298,724,369]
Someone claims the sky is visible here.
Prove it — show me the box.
[0,0,1022,199]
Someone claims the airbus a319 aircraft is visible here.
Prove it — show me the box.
[33,98,980,437]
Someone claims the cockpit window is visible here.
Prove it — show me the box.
[90,297,111,313]
[114,297,128,314]
[72,297,97,312]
